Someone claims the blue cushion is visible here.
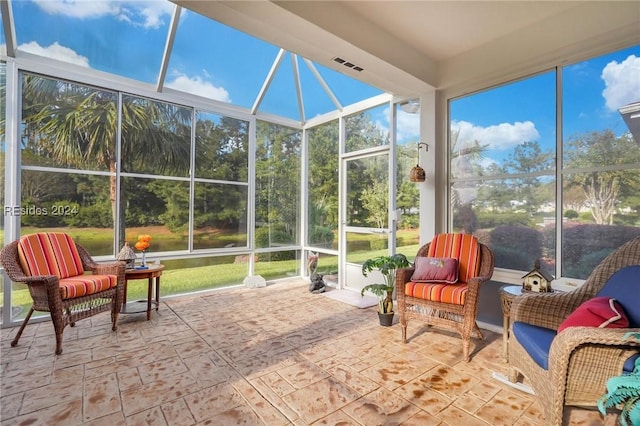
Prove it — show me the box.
[596,265,640,327]
[514,322,639,374]
[513,321,556,370]
[624,353,640,373]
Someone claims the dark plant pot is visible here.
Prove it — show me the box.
[378,311,394,326]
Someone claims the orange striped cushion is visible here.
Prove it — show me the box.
[427,234,480,284]
[58,275,117,299]
[405,282,468,305]
[46,233,84,279]
[17,233,56,277]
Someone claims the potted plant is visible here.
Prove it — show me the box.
[597,332,640,426]
[360,253,410,326]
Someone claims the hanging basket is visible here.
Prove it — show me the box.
[409,165,426,182]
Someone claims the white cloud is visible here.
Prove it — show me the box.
[34,0,173,29]
[452,120,539,150]
[396,109,420,143]
[19,41,90,67]
[602,54,640,111]
[166,73,231,103]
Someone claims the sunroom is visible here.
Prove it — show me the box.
[1,1,639,335]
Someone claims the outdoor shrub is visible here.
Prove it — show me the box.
[541,224,556,258]
[66,203,111,228]
[564,209,579,219]
[255,225,295,261]
[562,248,612,279]
[491,245,533,271]
[489,225,543,268]
[370,237,388,251]
[476,211,534,229]
[309,225,335,248]
[400,214,419,229]
[453,203,478,233]
[562,224,640,278]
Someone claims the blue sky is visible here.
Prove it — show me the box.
[451,45,640,166]
[3,0,638,152]
[6,0,381,122]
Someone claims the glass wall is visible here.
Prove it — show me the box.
[450,46,640,279]
[307,121,339,250]
[20,74,118,255]
[13,71,257,313]
[395,101,421,260]
[193,111,249,250]
[255,120,302,280]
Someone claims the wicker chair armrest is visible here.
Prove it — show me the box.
[18,274,59,287]
[468,275,492,287]
[91,261,123,276]
[395,267,415,289]
[511,291,589,330]
[549,326,640,374]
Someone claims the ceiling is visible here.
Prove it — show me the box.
[174,1,639,97]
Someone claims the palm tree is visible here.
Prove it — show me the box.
[21,74,191,246]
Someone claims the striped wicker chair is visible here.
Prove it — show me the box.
[0,232,125,355]
[508,236,640,425]
[396,233,495,362]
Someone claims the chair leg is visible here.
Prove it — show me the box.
[508,366,521,383]
[50,307,67,355]
[463,338,470,362]
[474,323,484,340]
[401,323,407,343]
[11,307,35,348]
[66,307,75,327]
[111,303,119,332]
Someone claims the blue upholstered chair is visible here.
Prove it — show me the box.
[508,237,640,425]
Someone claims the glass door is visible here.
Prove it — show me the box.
[340,151,393,291]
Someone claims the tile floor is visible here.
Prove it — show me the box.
[0,280,611,425]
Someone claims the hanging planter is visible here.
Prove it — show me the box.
[409,142,428,182]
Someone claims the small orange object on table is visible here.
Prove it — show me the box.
[122,264,165,320]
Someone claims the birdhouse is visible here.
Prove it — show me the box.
[117,242,136,269]
[521,259,554,292]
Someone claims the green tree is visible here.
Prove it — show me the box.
[255,121,301,245]
[502,140,555,215]
[21,75,192,244]
[565,130,640,224]
[361,180,388,228]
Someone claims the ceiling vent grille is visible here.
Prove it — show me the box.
[332,57,364,72]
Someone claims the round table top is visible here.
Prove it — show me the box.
[500,284,523,297]
[125,263,164,276]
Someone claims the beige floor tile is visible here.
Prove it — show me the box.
[327,364,380,395]
[121,371,198,416]
[399,410,443,426]
[277,359,330,389]
[183,382,246,423]
[340,386,421,426]
[83,372,122,421]
[282,376,361,423]
[311,410,361,425]
[160,397,197,426]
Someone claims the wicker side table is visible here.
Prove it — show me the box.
[499,285,522,363]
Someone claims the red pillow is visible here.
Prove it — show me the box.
[558,297,629,333]
[410,257,459,284]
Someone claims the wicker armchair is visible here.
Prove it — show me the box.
[508,236,640,425]
[1,232,125,355]
[396,233,495,362]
